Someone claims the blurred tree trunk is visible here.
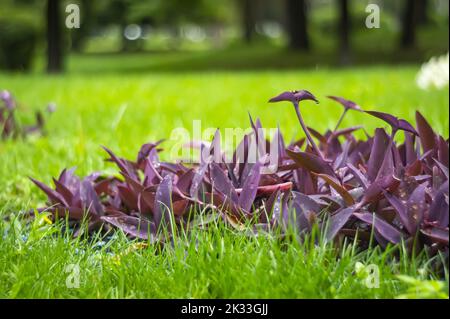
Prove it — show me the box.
[46,0,63,73]
[400,0,419,49]
[241,0,256,43]
[286,0,309,51]
[338,0,351,65]
[71,0,92,52]
[417,0,429,25]
[121,23,130,52]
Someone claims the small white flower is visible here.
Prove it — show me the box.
[416,53,449,90]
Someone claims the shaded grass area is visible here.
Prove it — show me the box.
[68,42,449,74]
[0,55,448,298]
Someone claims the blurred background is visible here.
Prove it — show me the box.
[0,0,448,205]
[0,0,448,73]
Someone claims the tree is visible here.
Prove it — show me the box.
[417,0,429,25]
[400,0,419,49]
[46,0,63,73]
[71,0,94,52]
[286,0,309,50]
[122,0,231,49]
[241,0,256,43]
[338,0,351,64]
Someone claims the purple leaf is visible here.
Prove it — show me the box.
[234,134,251,185]
[272,125,287,163]
[140,191,156,213]
[404,132,418,165]
[52,206,86,220]
[172,199,189,216]
[122,173,144,193]
[358,175,400,208]
[80,180,103,216]
[269,90,319,104]
[102,146,137,179]
[416,111,436,154]
[58,167,80,194]
[206,191,240,216]
[286,149,336,177]
[30,177,68,206]
[365,111,417,135]
[421,227,449,245]
[407,183,428,223]
[333,140,352,170]
[117,185,138,210]
[190,161,208,199]
[433,159,449,180]
[307,127,327,144]
[398,119,418,136]
[327,96,362,111]
[101,215,156,241]
[332,126,363,138]
[347,163,370,189]
[290,194,312,232]
[290,191,321,231]
[375,147,395,181]
[326,207,355,241]
[52,178,74,205]
[365,111,399,129]
[262,189,280,222]
[428,185,449,227]
[383,190,416,234]
[176,169,195,196]
[354,212,403,244]
[210,129,222,163]
[291,191,321,212]
[367,128,390,181]
[154,175,173,230]
[238,158,263,212]
[315,173,355,206]
[137,141,161,165]
[437,136,449,167]
[237,181,292,198]
[144,157,163,186]
[248,114,266,158]
[210,162,238,204]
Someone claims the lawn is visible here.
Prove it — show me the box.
[0,53,448,298]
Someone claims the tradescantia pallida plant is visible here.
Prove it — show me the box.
[1,89,55,139]
[30,90,449,253]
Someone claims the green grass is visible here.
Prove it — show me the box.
[0,213,448,298]
[0,53,449,298]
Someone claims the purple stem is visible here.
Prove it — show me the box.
[334,108,348,132]
[326,108,349,146]
[390,128,402,172]
[293,103,325,160]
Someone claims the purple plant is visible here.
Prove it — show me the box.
[269,90,325,160]
[0,89,53,139]
[326,95,362,131]
[1,90,15,110]
[30,91,449,254]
